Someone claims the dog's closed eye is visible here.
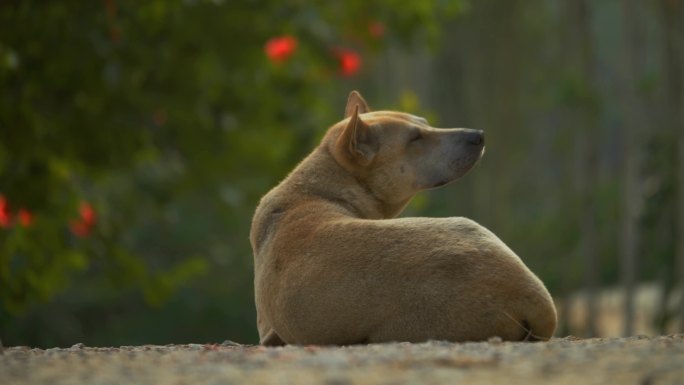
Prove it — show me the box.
[408,131,422,144]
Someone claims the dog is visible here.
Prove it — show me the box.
[250,91,557,345]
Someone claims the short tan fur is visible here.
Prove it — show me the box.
[250,91,557,345]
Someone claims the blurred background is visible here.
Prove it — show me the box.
[1,0,683,347]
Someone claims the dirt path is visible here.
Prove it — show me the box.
[2,335,683,385]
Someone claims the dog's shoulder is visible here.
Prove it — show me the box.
[251,189,340,257]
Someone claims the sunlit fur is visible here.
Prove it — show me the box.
[250,91,557,345]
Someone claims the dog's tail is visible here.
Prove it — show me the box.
[502,311,555,341]
[502,302,557,342]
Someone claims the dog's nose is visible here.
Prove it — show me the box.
[466,130,484,146]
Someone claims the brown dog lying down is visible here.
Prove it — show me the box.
[250,91,557,346]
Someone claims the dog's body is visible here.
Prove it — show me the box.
[250,91,557,345]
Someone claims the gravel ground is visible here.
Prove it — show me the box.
[2,335,683,385]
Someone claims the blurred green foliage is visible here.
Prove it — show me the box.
[0,0,462,346]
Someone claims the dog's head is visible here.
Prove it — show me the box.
[328,91,485,206]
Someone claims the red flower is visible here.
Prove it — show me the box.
[265,35,298,63]
[79,202,96,226]
[104,0,120,43]
[70,222,91,237]
[368,21,386,39]
[0,195,11,228]
[336,49,362,77]
[70,201,96,237]
[18,209,33,227]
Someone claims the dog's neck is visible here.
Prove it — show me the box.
[284,147,410,220]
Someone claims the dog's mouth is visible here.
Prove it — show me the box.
[450,150,483,172]
[418,146,485,190]
[427,150,484,189]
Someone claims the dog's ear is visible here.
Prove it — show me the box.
[337,104,377,166]
[344,90,370,118]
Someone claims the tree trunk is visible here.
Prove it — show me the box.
[679,95,684,333]
[562,0,600,337]
[674,0,684,334]
[619,0,649,337]
[657,0,684,334]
